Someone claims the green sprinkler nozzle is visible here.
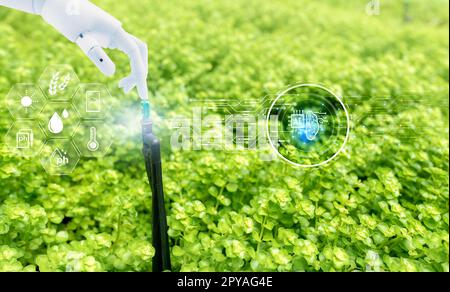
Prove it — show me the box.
[141,100,151,121]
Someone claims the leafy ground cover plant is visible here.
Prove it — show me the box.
[0,0,448,271]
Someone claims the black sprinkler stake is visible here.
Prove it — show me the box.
[141,101,171,272]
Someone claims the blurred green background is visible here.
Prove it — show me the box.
[0,0,448,271]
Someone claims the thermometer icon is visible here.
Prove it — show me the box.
[87,127,100,152]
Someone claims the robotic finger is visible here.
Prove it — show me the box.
[76,32,115,76]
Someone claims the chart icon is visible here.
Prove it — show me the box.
[86,91,101,113]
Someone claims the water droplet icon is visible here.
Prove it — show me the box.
[48,112,64,134]
[62,109,69,119]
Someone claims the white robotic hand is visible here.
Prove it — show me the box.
[0,0,148,100]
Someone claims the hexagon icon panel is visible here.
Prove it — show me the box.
[40,139,80,175]
[6,84,46,119]
[3,120,45,157]
[73,120,113,157]
[39,64,80,101]
[73,83,113,120]
[38,102,80,138]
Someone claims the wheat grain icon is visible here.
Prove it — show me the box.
[48,72,60,96]
[48,72,71,96]
[58,74,71,91]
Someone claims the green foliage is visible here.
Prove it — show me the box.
[0,0,448,271]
